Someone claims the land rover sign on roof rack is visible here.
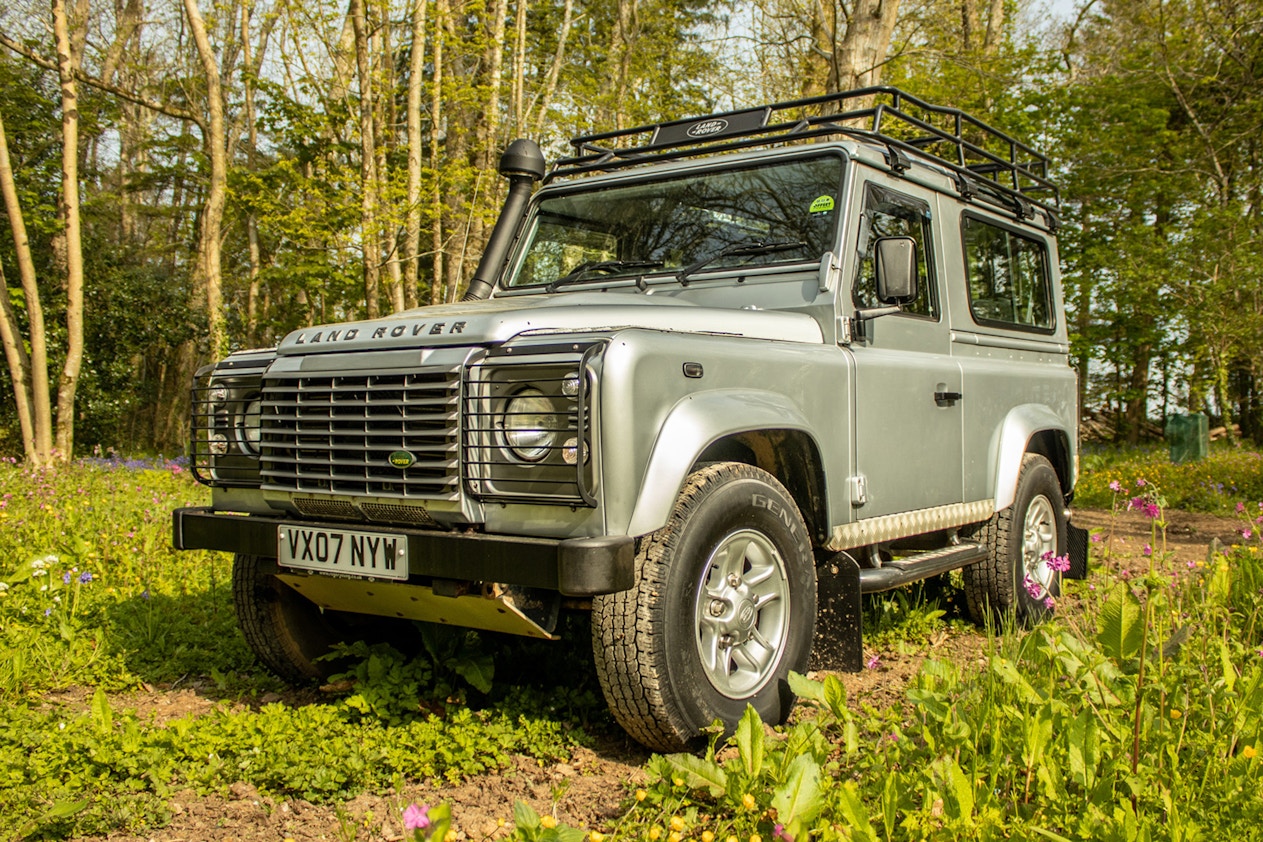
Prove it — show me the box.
[651,106,771,146]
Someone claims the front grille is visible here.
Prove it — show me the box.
[260,369,460,499]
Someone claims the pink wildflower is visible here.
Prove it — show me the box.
[1144,503,1161,520]
[1091,533,1103,543]
[1042,552,1071,573]
[1238,502,1248,514]
[1143,544,1153,557]
[1136,478,1147,487]
[1023,575,1044,599]
[1109,480,1122,493]
[1244,529,1254,540]
[866,654,881,670]
[1044,597,1055,610]
[403,804,431,832]
[1130,496,1146,511]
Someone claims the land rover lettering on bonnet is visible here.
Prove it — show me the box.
[174,87,1088,753]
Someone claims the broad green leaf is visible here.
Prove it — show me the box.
[1067,710,1100,790]
[788,671,824,703]
[1209,556,1232,605]
[1096,584,1144,665]
[881,771,900,839]
[735,705,764,777]
[513,800,540,832]
[91,686,113,733]
[449,653,494,694]
[1219,641,1236,693]
[936,757,974,823]
[664,752,728,797]
[823,674,848,719]
[991,656,1044,705]
[1022,704,1053,767]
[834,782,877,842]
[771,754,823,823]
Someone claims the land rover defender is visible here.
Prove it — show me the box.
[173,87,1088,752]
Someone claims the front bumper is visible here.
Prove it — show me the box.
[171,507,634,597]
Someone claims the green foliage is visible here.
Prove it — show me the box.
[1076,442,1263,514]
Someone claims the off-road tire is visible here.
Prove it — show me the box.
[591,463,816,753]
[233,553,357,683]
[963,453,1067,626]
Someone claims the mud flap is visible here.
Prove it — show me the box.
[813,551,863,672]
[1066,522,1090,580]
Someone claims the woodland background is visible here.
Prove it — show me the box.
[0,0,1260,464]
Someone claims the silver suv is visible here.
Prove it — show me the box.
[174,88,1088,752]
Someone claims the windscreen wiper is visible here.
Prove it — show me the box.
[674,240,808,286]
[546,260,665,292]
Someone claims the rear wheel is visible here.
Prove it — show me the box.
[591,463,816,752]
[963,454,1067,625]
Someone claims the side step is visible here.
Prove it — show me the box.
[858,542,987,594]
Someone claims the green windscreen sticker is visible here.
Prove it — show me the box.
[809,195,835,214]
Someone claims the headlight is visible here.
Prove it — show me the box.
[237,398,263,453]
[502,387,565,462]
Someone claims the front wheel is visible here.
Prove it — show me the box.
[591,463,817,752]
[963,453,1067,625]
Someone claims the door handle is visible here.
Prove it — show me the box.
[934,391,962,406]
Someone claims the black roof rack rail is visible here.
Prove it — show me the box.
[550,86,1059,224]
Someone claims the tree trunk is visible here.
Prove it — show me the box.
[351,0,383,318]
[832,0,902,91]
[183,0,229,361]
[532,0,573,135]
[0,108,53,463]
[52,0,87,460]
[429,0,446,305]
[242,1,263,344]
[404,0,428,310]
[511,0,528,135]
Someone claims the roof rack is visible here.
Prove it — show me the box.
[550,86,1059,225]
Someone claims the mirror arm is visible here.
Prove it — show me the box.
[855,305,903,321]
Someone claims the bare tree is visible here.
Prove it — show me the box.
[404,0,428,309]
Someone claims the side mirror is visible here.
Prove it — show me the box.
[874,236,918,304]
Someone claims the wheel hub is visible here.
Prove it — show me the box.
[1022,493,1058,595]
[694,529,791,698]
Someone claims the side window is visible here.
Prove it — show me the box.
[852,183,937,318]
[963,216,1053,331]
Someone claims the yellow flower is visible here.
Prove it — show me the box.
[670,833,682,842]
[648,828,662,841]
[671,816,686,832]
[1170,708,1183,719]
[673,778,685,787]
[541,816,558,829]
[751,835,763,842]
[1244,745,1258,759]
[591,833,605,842]
[635,789,647,802]
[742,793,756,810]
[444,832,457,842]
[702,832,715,842]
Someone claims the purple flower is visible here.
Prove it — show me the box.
[774,823,794,842]
[1109,480,1123,493]
[1091,533,1103,543]
[78,571,93,584]
[1043,597,1056,610]
[62,571,72,585]
[866,654,881,670]
[403,803,431,832]
[1042,552,1071,573]
[1143,544,1153,557]
[1023,575,1044,599]
[44,608,51,617]
[1130,496,1146,511]
[1238,502,1248,514]
[1144,503,1161,520]
[1136,478,1147,487]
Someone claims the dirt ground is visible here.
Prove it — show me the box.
[68,506,1247,842]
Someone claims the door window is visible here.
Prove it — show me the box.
[852,183,937,318]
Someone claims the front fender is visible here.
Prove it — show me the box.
[624,390,817,537]
[992,404,1073,511]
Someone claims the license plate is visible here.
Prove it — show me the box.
[277,525,409,581]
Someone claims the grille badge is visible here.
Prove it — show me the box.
[388,450,416,469]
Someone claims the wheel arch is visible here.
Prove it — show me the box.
[993,404,1075,512]
[623,391,829,543]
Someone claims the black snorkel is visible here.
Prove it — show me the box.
[461,138,546,301]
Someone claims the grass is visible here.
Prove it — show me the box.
[3,454,1263,839]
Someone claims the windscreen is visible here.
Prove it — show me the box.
[506,155,845,288]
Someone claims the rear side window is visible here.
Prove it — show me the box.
[963,216,1053,331]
